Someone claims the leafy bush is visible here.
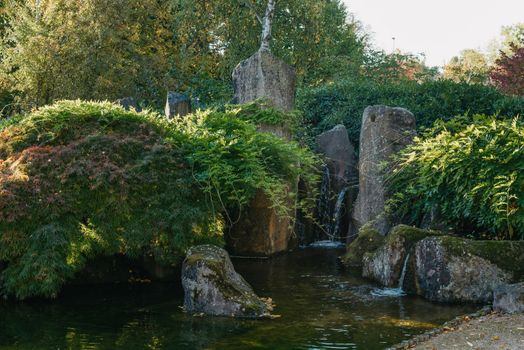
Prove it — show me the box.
[297,79,524,148]
[387,115,524,240]
[0,101,319,299]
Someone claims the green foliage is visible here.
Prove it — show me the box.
[1,0,174,107]
[1,0,365,109]
[443,49,490,84]
[297,79,524,147]
[388,116,524,240]
[0,100,319,299]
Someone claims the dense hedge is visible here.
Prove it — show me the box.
[0,101,319,299]
[297,79,524,147]
[387,115,524,240]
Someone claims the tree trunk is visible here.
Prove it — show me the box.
[260,0,275,52]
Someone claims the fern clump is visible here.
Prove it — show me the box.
[0,101,319,299]
[388,115,524,240]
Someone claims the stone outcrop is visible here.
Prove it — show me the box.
[493,283,524,314]
[362,225,440,287]
[232,49,296,112]
[313,124,358,243]
[352,106,416,235]
[342,224,384,267]
[227,50,297,256]
[165,92,191,118]
[181,245,271,318]
[226,191,294,256]
[414,236,524,303]
[316,124,358,194]
[115,97,141,112]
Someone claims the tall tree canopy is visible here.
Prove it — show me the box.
[490,43,524,96]
[443,49,490,85]
[1,0,365,108]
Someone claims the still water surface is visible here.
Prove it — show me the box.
[0,248,477,349]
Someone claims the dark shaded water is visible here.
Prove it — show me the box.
[0,248,477,349]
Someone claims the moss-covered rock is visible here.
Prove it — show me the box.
[181,245,272,318]
[362,225,441,287]
[342,224,384,267]
[414,236,524,303]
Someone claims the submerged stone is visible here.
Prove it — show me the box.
[414,236,524,303]
[362,225,440,287]
[181,245,271,318]
[493,282,524,314]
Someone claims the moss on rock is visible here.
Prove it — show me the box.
[362,225,442,287]
[343,224,384,267]
[182,245,271,318]
[438,236,524,281]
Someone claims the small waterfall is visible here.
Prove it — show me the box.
[397,253,410,291]
[371,253,410,297]
[329,187,349,241]
[309,166,346,249]
[317,165,332,234]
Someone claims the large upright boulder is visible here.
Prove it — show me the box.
[226,191,293,256]
[352,105,416,235]
[227,50,297,256]
[232,50,296,112]
[316,124,357,195]
[182,245,271,318]
[165,92,191,118]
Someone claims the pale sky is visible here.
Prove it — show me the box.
[344,0,524,66]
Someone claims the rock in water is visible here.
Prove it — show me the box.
[493,283,524,314]
[181,245,271,318]
[115,97,141,112]
[316,124,358,197]
[232,50,296,112]
[362,225,440,287]
[165,92,191,118]
[414,237,514,303]
[352,105,416,235]
[226,190,294,256]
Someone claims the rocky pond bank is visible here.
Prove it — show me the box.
[390,310,524,350]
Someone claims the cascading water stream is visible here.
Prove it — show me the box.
[329,187,349,241]
[371,253,410,297]
[317,165,332,233]
[310,167,346,248]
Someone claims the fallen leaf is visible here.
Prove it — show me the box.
[492,336,500,341]
[466,341,473,347]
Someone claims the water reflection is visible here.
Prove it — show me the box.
[0,248,477,350]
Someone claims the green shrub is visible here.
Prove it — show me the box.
[0,100,319,299]
[297,79,524,148]
[387,115,524,240]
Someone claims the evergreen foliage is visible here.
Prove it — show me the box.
[298,79,524,147]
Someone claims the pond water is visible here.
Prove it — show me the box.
[0,248,477,350]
